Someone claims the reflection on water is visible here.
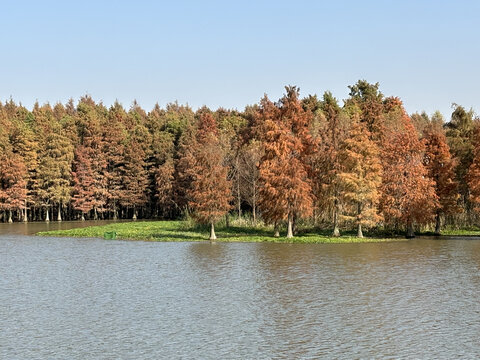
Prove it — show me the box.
[1,223,480,358]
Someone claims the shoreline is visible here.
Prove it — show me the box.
[34,220,450,244]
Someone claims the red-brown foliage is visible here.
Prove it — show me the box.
[380,112,438,234]
[187,112,232,235]
[423,124,460,232]
[257,87,313,237]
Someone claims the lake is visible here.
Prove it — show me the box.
[1,222,480,359]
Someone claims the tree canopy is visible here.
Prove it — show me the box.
[0,81,476,238]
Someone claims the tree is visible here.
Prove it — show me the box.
[410,111,430,136]
[345,80,385,139]
[445,104,475,220]
[379,110,437,237]
[313,91,350,236]
[6,107,38,221]
[145,105,176,218]
[0,149,27,222]
[423,123,460,234]
[187,110,232,241]
[337,118,382,237]
[174,123,197,215]
[155,157,175,217]
[72,146,96,220]
[238,140,262,222]
[215,108,247,220]
[73,98,109,220]
[119,134,149,219]
[36,132,74,222]
[118,104,150,219]
[72,143,108,220]
[258,87,314,238]
[467,125,480,220]
[103,102,127,219]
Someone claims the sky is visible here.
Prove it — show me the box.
[1,0,479,120]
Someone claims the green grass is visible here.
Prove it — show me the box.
[438,227,480,236]
[37,220,404,244]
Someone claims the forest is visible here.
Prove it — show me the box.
[1,80,479,239]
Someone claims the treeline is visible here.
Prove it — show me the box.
[0,80,479,238]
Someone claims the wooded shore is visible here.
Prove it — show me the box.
[2,80,480,239]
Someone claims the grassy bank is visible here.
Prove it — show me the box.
[436,227,480,236]
[37,220,405,244]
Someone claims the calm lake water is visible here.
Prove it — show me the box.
[1,222,480,359]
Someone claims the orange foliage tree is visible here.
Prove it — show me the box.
[0,151,27,222]
[314,92,350,236]
[337,118,382,237]
[379,110,437,237]
[423,124,460,234]
[258,87,313,238]
[72,99,108,220]
[187,110,232,241]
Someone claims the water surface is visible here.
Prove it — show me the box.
[1,223,480,359]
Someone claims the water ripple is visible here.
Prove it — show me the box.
[1,234,480,359]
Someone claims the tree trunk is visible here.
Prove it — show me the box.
[434,213,441,236]
[237,157,241,218]
[357,203,363,238]
[252,180,256,223]
[225,214,230,228]
[57,203,62,222]
[8,210,13,223]
[287,214,293,238]
[113,203,118,220]
[132,207,137,220]
[209,222,217,242]
[23,199,28,222]
[292,213,297,235]
[357,223,363,238]
[332,199,340,237]
[273,221,280,237]
[406,221,415,238]
[81,213,85,221]
[45,208,50,222]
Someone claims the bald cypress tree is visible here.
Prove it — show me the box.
[345,80,385,140]
[36,132,74,222]
[445,105,475,221]
[72,97,108,220]
[337,118,382,237]
[72,145,96,220]
[119,105,150,219]
[380,108,437,237]
[423,123,460,234]
[174,123,197,215]
[258,87,314,238]
[187,110,232,241]
[0,148,27,222]
[315,92,350,236]
[466,125,480,221]
[103,102,127,219]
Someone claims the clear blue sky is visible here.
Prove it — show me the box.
[1,0,479,120]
